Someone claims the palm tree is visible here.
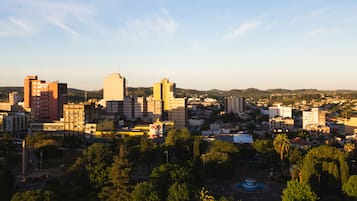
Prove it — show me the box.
[273,134,291,161]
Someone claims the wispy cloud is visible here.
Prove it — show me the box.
[44,15,80,38]
[0,17,34,37]
[121,9,177,41]
[303,28,342,38]
[0,0,95,37]
[291,7,331,24]
[224,20,262,40]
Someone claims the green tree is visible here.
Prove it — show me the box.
[165,128,193,161]
[0,164,14,201]
[209,140,238,154]
[193,136,201,159]
[197,187,215,201]
[99,145,131,201]
[139,138,159,170]
[343,175,357,200]
[288,147,303,165]
[150,163,193,200]
[301,146,349,196]
[253,139,276,165]
[167,182,191,201]
[83,143,113,189]
[253,139,273,154]
[131,182,160,201]
[11,190,57,201]
[0,134,15,154]
[273,134,291,161]
[281,180,318,201]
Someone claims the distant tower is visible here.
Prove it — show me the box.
[153,78,176,111]
[24,75,38,109]
[225,96,245,114]
[103,73,126,105]
[23,75,67,121]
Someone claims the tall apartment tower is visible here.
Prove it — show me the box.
[103,73,126,105]
[153,78,176,111]
[225,96,245,114]
[24,75,38,109]
[24,75,67,122]
[168,97,187,129]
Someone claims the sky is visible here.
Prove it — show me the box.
[0,0,357,91]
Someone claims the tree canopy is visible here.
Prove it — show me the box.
[343,175,357,200]
[273,134,290,161]
[281,180,318,201]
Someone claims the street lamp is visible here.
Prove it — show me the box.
[164,150,169,163]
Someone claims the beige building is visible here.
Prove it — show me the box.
[153,78,176,111]
[146,96,162,121]
[302,108,326,130]
[0,92,21,111]
[338,117,357,135]
[103,73,126,105]
[63,103,97,133]
[30,122,65,133]
[134,97,147,120]
[269,117,295,132]
[168,97,187,129]
[85,120,115,136]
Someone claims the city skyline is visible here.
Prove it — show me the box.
[1,0,357,90]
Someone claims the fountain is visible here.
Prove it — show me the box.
[232,178,269,193]
[242,178,258,190]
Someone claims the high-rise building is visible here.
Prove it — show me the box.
[153,78,176,111]
[24,75,38,109]
[168,97,187,129]
[225,96,244,114]
[23,75,67,122]
[103,73,126,105]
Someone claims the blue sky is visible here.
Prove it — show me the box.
[0,0,357,90]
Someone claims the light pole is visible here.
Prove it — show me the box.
[164,150,169,163]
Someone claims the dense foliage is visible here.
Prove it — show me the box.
[281,180,318,201]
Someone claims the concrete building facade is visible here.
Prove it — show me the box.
[225,96,244,114]
[63,103,97,133]
[302,108,326,130]
[168,97,187,129]
[23,75,67,122]
[146,96,162,121]
[103,73,126,105]
[153,78,176,111]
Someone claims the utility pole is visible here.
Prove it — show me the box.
[22,139,26,179]
[164,150,169,163]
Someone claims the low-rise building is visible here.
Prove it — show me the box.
[0,112,28,134]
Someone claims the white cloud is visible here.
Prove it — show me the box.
[225,21,262,40]
[0,0,95,37]
[44,15,80,38]
[0,17,34,37]
[121,9,178,41]
[303,28,342,38]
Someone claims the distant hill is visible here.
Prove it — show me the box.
[1,86,357,103]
